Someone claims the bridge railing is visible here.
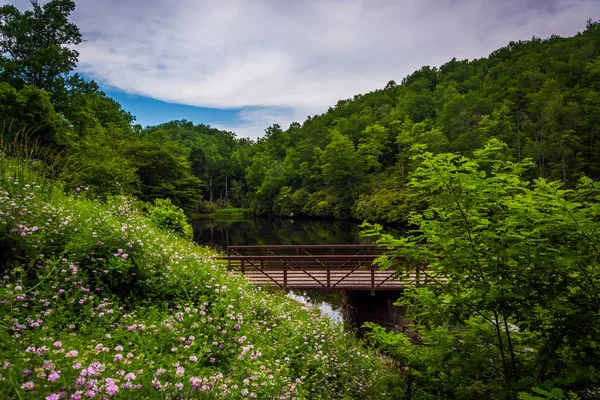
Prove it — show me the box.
[221,245,428,294]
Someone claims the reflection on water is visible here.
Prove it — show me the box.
[287,290,344,325]
[192,217,402,324]
[192,217,400,249]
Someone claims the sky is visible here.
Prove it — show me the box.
[3,0,600,139]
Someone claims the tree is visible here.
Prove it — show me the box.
[66,127,139,198]
[321,131,366,207]
[127,139,203,215]
[0,0,81,92]
[58,75,135,137]
[0,81,61,145]
[357,123,389,172]
[364,140,600,398]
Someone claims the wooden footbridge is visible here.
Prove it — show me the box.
[222,245,428,295]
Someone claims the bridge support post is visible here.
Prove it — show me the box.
[342,290,412,335]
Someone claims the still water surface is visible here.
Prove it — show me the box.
[192,217,374,250]
[192,217,401,324]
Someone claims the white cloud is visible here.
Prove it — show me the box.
[212,106,314,141]
[3,0,600,138]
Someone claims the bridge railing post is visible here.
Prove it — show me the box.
[371,265,375,296]
[415,262,420,285]
[227,247,231,271]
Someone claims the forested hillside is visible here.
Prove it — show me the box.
[1,0,600,223]
[238,20,600,221]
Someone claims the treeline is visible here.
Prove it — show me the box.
[144,20,600,222]
[238,20,600,221]
[2,0,600,223]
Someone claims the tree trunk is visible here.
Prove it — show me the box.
[401,164,405,189]
[347,179,357,202]
[561,147,567,188]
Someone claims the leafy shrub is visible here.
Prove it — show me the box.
[352,187,417,223]
[303,190,333,217]
[363,140,600,398]
[274,186,308,216]
[148,198,193,239]
[198,199,218,214]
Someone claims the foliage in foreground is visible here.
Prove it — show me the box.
[0,156,400,399]
[149,198,194,240]
[363,140,600,399]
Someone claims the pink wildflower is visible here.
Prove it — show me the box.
[105,382,118,396]
[66,350,78,357]
[190,377,201,388]
[48,370,61,382]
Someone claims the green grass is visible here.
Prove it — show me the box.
[0,154,402,399]
[197,208,251,219]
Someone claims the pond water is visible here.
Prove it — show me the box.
[191,217,375,250]
[192,217,402,324]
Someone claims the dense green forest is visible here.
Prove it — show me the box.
[239,21,600,221]
[2,2,600,222]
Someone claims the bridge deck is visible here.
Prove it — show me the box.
[222,245,428,294]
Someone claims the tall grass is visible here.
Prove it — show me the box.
[0,125,71,204]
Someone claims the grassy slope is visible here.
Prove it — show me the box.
[0,157,400,399]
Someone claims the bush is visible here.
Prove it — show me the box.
[303,190,333,217]
[148,198,193,240]
[363,141,600,398]
[198,199,218,215]
[274,186,308,217]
